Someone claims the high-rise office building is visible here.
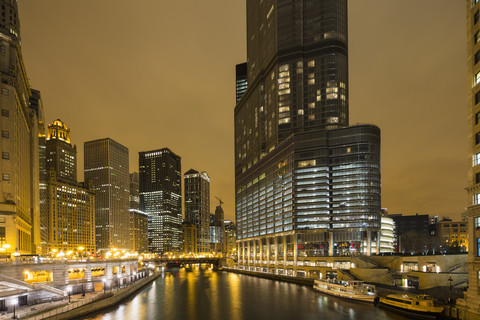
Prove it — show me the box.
[139,148,182,253]
[0,0,44,255]
[184,169,210,253]
[465,0,480,312]
[129,172,148,253]
[45,120,95,254]
[84,138,130,252]
[30,90,48,255]
[46,120,77,183]
[234,0,381,271]
[224,220,237,257]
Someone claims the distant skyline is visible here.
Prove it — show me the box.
[18,0,466,220]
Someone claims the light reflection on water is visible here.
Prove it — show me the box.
[81,266,410,320]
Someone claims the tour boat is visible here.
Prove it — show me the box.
[313,279,376,303]
[379,293,444,318]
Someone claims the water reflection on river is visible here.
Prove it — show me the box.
[82,265,410,320]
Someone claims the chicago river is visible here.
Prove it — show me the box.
[82,266,410,320]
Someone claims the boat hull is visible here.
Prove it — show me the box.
[313,284,376,303]
[379,298,443,319]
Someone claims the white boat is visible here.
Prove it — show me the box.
[313,279,376,303]
[379,293,444,318]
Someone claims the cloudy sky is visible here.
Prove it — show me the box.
[17,0,466,221]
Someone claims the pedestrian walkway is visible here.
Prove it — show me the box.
[0,291,103,320]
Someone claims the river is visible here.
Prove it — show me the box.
[82,266,412,320]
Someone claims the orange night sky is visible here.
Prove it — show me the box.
[17,0,467,221]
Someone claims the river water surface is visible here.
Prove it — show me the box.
[82,266,412,320]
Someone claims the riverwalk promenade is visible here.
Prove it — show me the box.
[0,271,160,320]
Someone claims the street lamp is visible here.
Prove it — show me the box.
[448,276,453,303]
[11,297,18,319]
[102,278,106,294]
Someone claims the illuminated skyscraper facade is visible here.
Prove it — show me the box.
[235,0,381,272]
[46,120,77,183]
[184,169,210,253]
[464,0,480,314]
[139,148,182,253]
[45,120,95,254]
[0,0,43,255]
[84,138,130,252]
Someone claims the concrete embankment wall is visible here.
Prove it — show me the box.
[28,273,160,320]
[224,268,314,286]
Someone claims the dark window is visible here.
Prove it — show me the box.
[0,226,4,243]
[477,238,480,257]
[476,30,480,44]
[476,132,480,144]
[476,112,480,125]
[476,92,480,105]
[1,130,8,138]
[1,88,8,96]
[2,173,9,181]
[2,152,8,160]
[475,10,480,24]
[475,51,480,65]
[1,109,7,117]
[476,172,480,184]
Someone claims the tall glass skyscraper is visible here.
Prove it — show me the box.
[139,148,182,253]
[84,138,130,252]
[235,0,381,272]
[184,169,210,253]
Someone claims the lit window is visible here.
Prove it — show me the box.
[474,193,480,205]
[475,71,480,86]
[279,118,290,125]
[279,107,290,113]
[326,93,338,100]
[308,60,315,68]
[279,64,289,72]
[298,109,304,115]
[477,238,480,257]
[2,173,9,181]
[308,79,315,85]
[298,160,316,168]
[308,115,315,121]
[308,103,315,109]
[474,153,480,166]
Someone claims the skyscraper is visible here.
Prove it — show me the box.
[46,119,77,183]
[139,148,182,253]
[184,169,210,253]
[235,0,381,270]
[464,0,480,313]
[0,0,44,255]
[45,120,95,255]
[129,172,148,253]
[84,138,130,252]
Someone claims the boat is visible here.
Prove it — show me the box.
[378,293,444,318]
[313,279,377,303]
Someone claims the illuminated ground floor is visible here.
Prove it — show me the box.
[237,231,381,272]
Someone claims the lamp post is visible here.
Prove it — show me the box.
[11,298,18,319]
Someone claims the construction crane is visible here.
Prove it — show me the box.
[215,196,224,207]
